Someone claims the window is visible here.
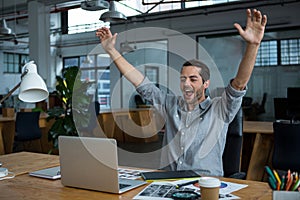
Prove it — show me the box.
[254,38,300,66]
[63,56,83,68]
[67,0,241,34]
[63,54,111,109]
[280,39,300,65]
[3,52,29,73]
[255,40,278,67]
[145,66,158,83]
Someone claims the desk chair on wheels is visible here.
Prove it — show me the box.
[13,111,42,153]
[272,121,300,172]
[222,107,246,179]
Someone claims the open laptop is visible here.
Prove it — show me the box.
[58,136,146,194]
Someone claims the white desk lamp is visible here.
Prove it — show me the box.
[0,60,49,104]
[0,61,48,162]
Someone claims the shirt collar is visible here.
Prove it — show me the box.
[179,96,211,111]
[199,96,211,110]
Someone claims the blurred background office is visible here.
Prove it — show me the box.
[0,0,299,121]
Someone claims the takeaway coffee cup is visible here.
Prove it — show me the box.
[198,177,220,200]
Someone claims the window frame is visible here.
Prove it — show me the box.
[279,38,300,66]
[63,55,111,109]
[3,52,29,74]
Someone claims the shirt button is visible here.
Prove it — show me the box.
[181,147,184,151]
[181,132,185,136]
[179,161,183,165]
[200,117,203,120]
[176,115,179,118]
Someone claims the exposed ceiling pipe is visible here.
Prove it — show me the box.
[142,0,202,5]
[2,4,81,22]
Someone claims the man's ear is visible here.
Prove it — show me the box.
[203,80,210,89]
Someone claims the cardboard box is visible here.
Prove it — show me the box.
[2,108,15,117]
[20,108,33,112]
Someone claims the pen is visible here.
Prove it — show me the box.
[286,174,293,191]
[265,166,277,184]
[175,180,199,188]
[280,175,285,190]
[268,176,276,190]
[276,182,280,190]
[273,169,281,186]
[291,179,300,191]
[285,170,291,191]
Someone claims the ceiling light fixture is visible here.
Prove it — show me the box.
[81,0,109,11]
[120,41,134,54]
[120,21,134,54]
[99,0,127,22]
[0,19,13,35]
[0,0,17,44]
[0,0,15,36]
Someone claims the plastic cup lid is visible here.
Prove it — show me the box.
[198,177,221,188]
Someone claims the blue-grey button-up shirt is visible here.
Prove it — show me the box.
[136,78,246,176]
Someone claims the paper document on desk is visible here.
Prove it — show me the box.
[133,180,248,200]
[118,167,154,180]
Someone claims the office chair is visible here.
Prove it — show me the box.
[13,111,42,153]
[272,121,300,172]
[273,97,289,121]
[222,107,246,179]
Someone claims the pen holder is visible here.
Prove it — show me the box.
[265,166,300,192]
[273,191,300,200]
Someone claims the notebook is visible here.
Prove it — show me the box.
[140,170,201,181]
[58,136,146,194]
[29,166,61,180]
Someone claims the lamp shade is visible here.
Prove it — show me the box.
[0,18,12,35]
[18,61,49,103]
[99,1,127,22]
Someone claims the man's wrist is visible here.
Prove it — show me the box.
[107,48,122,61]
[247,42,261,48]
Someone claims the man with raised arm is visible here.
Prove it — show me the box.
[96,9,267,176]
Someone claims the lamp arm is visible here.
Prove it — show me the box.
[0,69,28,105]
[0,82,21,105]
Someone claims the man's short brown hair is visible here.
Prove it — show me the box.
[182,59,210,83]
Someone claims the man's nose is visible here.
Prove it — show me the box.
[184,79,191,86]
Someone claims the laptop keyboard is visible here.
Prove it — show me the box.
[118,168,147,180]
[119,183,131,189]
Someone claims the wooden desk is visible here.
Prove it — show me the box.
[0,113,52,154]
[99,108,161,143]
[0,152,272,200]
[242,121,274,181]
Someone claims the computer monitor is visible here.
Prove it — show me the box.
[273,97,289,120]
[287,87,300,121]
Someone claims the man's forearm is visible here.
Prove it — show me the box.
[232,43,260,90]
[107,48,145,87]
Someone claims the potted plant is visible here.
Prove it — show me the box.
[47,66,93,151]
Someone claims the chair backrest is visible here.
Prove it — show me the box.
[273,97,289,120]
[222,107,243,177]
[272,121,300,172]
[15,111,42,141]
